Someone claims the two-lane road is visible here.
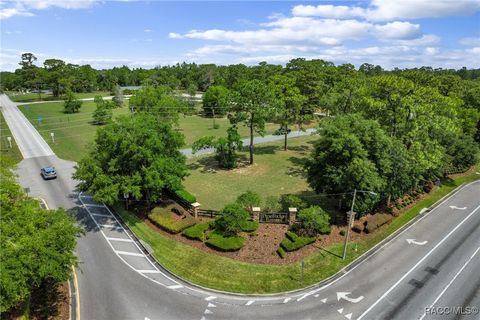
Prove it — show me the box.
[2,93,479,320]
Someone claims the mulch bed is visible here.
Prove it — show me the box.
[134,171,471,265]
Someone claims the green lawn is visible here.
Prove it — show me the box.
[18,101,130,161]
[17,100,290,162]
[8,91,111,103]
[115,167,480,293]
[184,136,316,210]
[0,112,23,162]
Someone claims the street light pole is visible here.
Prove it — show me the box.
[342,189,357,260]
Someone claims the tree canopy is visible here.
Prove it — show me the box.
[0,156,82,314]
[73,113,188,205]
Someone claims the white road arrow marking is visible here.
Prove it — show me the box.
[207,303,216,308]
[338,308,344,314]
[345,313,353,320]
[321,298,327,303]
[337,292,364,303]
[204,309,213,314]
[449,205,467,210]
[406,239,428,246]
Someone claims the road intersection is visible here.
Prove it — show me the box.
[2,93,479,320]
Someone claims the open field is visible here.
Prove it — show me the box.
[116,165,480,293]
[17,100,288,161]
[184,135,317,210]
[7,90,111,103]
[18,101,130,161]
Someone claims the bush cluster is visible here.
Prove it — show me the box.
[277,246,286,258]
[175,189,197,204]
[280,231,316,252]
[182,222,210,241]
[148,205,196,233]
[206,231,245,251]
[240,219,258,232]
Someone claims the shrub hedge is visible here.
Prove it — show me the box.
[182,223,210,241]
[206,231,245,251]
[175,189,197,203]
[240,220,258,232]
[364,213,393,233]
[148,205,196,234]
[277,246,286,259]
[280,231,316,252]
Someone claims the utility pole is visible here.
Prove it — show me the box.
[343,189,357,260]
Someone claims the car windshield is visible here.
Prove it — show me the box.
[45,167,55,173]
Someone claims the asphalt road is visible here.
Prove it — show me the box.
[2,93,479,320]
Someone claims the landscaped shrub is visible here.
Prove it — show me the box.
[182,223,210,241]
[236,191,262,209]
[295,206,331,236]
[148,205,196,234]
[215,203,250,236]
[206,231,245,251]
[277,246,286,258]
[364,213,393,233]
[175,189,197,203]
[280,231,316,252]
[263,196,281,213]
[352,222,364,233]
[240,220,258,232]
[280,194,308,212]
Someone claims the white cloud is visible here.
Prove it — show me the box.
[387,34,441,46]
[459,37,480,46]
[144,28,152,33]
[171,17,421,47]
[0,0,98,19]
[292,0,480,21]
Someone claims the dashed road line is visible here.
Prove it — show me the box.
[207,303,216,308]
[245,300,254,306]
[91,213,113,218]
[106,237,134,242]
[116,250,144,257]
[204,309,213,314]
[138,270,161,274]
[283,297,291,303]
[167,285,184,289]
[345,313,353,320]
[98,223,121,229]
[205,296,217,301]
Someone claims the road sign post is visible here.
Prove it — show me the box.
[7,136,12,148]
[123,193,129,210]
[50,132,55,143]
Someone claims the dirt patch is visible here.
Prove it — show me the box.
[228,162,270,176]
[29,280,69,320]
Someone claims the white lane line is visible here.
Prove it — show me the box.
[245,300,254,306]
[106,237,134,242]
[85,204,106,208]
[297,292,312,301]
[167,284,184,289]
[91,213,113,218]
[116,250,144,257]
[207,303,216,308]
[99,224,121,229]
[77,193,187,292]
[138,270,161,274]
[418,246,480,320]
[357,204,480,320]
[204,309,213,314]
[205,296,217,301]
[283,297,291,303]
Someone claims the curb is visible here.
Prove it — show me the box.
[107,179,479,298]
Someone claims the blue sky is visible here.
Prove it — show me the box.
[1,0,479,71]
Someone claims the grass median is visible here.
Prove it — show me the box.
[114,167,479,293]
